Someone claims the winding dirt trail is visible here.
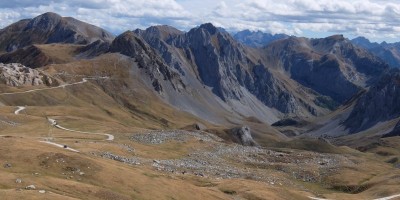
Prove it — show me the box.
[308,194,400,200]
[14,106,26,114]
[0,77,108,96]
[39,141,80,152]
[374,194,400,200]
[48,118,114,141]
[6,77,111,153]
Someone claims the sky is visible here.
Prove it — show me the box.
[0,0,399,43]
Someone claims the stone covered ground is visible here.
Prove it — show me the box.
[92,130,354,189]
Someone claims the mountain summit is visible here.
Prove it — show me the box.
[0,12,114,52]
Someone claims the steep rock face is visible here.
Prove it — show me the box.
[134,26,186,76]
[0,12,114,52]
[344,69,400,133]
[263,35,388,104]
[175,23,248,100]
[137,23,324,116]
[234,30,289,48]
[110,31,185,93]
[0,63,56,86]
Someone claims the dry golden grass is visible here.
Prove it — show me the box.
[35,44,82,64]
[1,135,324,200]
[1,50,400,199]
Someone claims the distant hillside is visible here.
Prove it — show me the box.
[351,36,400,68]
[233,30,289,47]
[0,12,114,52]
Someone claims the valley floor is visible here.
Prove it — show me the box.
[0,104,400,200]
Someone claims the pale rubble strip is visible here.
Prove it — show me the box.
[0,117,19,126]
[99,130,349,186]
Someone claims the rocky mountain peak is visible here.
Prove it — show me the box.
[352,36,371,44]
[351,36,380,49]
[135,25,183,42]
[110,31,186,93]
[24,12,62,31]
[111,31,151,58]
[198,23,219,35]
[0,12,114,52]
[326,34,345,41]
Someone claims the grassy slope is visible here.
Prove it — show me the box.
[1,47,399,199]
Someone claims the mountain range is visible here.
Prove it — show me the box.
[233,30,289,47]
[1,12,400,199]
[1,12,399,138]
[351,36,400,68]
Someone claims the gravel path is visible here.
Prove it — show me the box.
[3,77,112,153]
[48,118,114,141]
[308,194,400,200]
[39,141,80,153]
[374,194,400,200]
[0,77,108,96]
[14,106,26,114]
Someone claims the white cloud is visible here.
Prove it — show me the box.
[0,0,399,42]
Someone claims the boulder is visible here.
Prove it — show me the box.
[229,126,257,146]
[25,185,36,190]
[3,163,12,168]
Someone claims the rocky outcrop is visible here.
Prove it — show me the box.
[172,23,252,100]
[137,23,324,116]
[0,12,114,52]
[263,35,388,104]
[110,31,185,93]
[134,25,186,76]
[344,69,400,133]
[0,63,56,86]
[234,30,289,48]
[228,126,257,146]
